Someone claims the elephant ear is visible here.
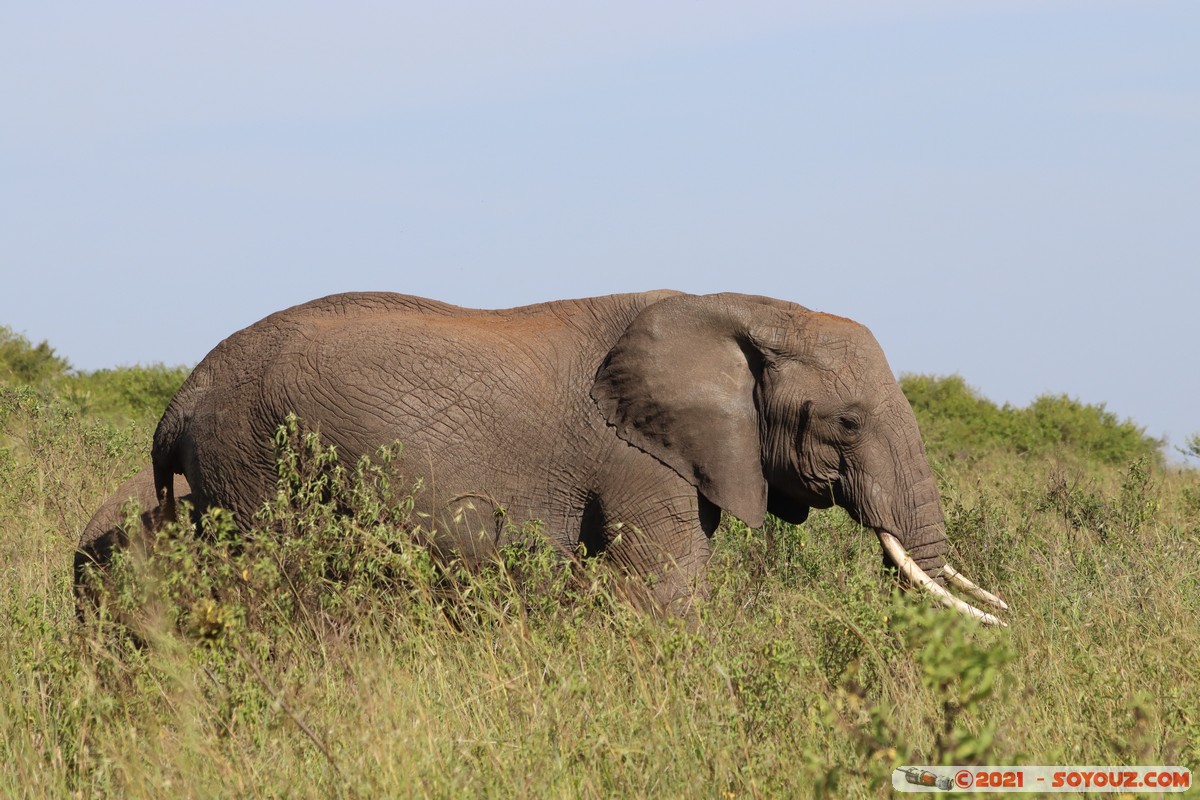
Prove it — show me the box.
[591,293,775,528]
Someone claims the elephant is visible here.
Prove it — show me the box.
[151,291,1007,623]
[74,467,191,618]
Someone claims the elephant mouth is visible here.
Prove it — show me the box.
[875,530,1010,627]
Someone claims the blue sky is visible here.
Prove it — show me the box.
[2,2,1196,453]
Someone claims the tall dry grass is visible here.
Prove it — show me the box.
[1,343,1197,798]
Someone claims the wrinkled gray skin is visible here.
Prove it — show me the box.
[152,291,948,613]
[74,467,191,617]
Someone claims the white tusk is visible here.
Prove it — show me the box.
[943,563,1010,611]
[877,532,1007,627]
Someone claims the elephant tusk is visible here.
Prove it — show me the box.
[877,532,1007,627]
[943,563,1009,611]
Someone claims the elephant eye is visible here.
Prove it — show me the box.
[838,415,862,433]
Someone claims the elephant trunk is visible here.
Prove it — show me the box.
[873,478,1009,626]
[889,473,948,581]
[867,440,1009,626]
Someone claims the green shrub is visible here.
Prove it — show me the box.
[61,364,190,424]
[0,325,188,427]
[902,374,1162,466]
[0,325,71,386]
[900,374,1015,457]
[1018,394,1162,466]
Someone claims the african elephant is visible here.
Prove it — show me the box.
[151,291,1006,623]
[74,467,191,618]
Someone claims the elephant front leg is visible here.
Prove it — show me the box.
[598,491,721,619]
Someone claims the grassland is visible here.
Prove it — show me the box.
[1,326,1197,798]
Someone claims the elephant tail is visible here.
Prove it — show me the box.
[152,395,190,524]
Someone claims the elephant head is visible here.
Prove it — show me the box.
[592,292,1007,624]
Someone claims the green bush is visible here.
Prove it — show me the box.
[0,325,188,427]
[1018,394,1162,465]
[902,374,1162,466]
[0,325,71,386]
[61,364,191,423]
